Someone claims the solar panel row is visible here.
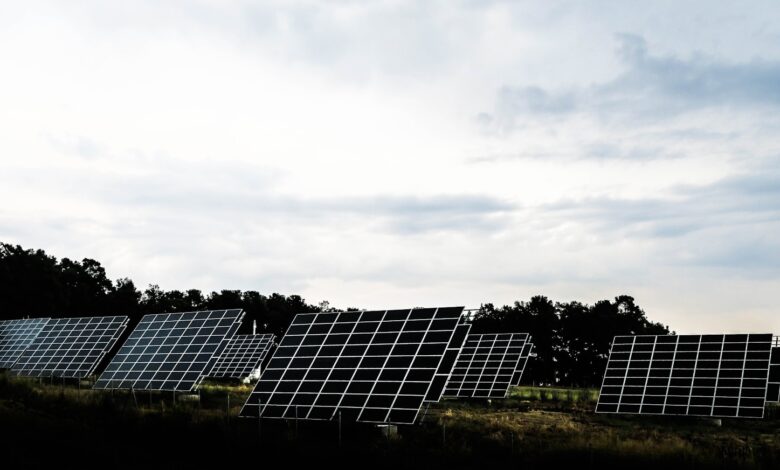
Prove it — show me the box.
[596,334,772,418]
[0,318,50,368]
[443,333,529,399]
[10,316,129,378]
[209,333,276,379]
[240,307,464,424]
[6,310,778,426]
[94,310,244,391]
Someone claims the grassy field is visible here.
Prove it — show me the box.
[1,374,778,469]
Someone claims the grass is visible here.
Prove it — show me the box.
[1,374,779,469]
[508,385,599,403]
[430,406,780,469]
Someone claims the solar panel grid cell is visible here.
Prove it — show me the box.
[0,318,50,368]
[209,333,276,379]
[443,333,529,399]
[240,307,464,424]
[94,309,244,391]
[10,316,129,378]
[596,334,772,418]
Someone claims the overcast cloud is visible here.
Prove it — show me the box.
[1,1,778,333]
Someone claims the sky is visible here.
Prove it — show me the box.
[1,1,778,333]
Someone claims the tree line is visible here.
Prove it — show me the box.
[471,296,670,386]
[0,242,670,387]
[0,243,320,338]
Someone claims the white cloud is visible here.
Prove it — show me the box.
[0,1,778,334]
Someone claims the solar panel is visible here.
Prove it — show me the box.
[767,346,780,403]
[10,316,129,378]
[0,318,50,368]
[596,334,772,418]
[208,333,276,379]
[511,341,534,386]
[424,322,471,402]
[443,333,530,399]
[94,309,244,391]
[239,307,465,424]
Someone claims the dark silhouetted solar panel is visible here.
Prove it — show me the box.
[0,318,50,368]
[511,341,534,386]
[10,316,129,378]
[443,333,529,398]
[240,307,465,424]
[596,334,772,418]
[424,322,471,402]
[94,309,244,391]
[209,333,276,379]
[767,346,780,403]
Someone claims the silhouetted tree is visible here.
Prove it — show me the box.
[472,295,670,386]
[0,243,65,317]
[472,296,561,385]
[262,293,320,337]
[106,278,142,317]
[57,257,114,316]
[1,241,672,385]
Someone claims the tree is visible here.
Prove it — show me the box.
[0,243,64,318]
[472,296,561,385]
[58,257,114,316]
[107,278,142,317]
[0,241,674,386]
[471,295,670,387]
[558,300,606,386]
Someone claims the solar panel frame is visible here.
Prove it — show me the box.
[208,333,276,379]
[443,333,530,399]
[767,345,780,403]
[10,315,129,378]
[0,318,50,368]
[240,306,465,425]
[596,334,772,418]
[424,322,472,402]
[511,341,534,386]
[94,309,244,392]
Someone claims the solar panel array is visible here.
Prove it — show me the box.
[596,334,772,418]
[240,307,465,424]
[443,333,530,399]
[511,341,534,386]
[209,333,276,379]
[0,318,50,368]
[94,310,244,391]
[767,345,780,403]
[10,316,129,378]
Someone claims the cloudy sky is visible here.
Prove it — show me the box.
[1,1,778,333]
